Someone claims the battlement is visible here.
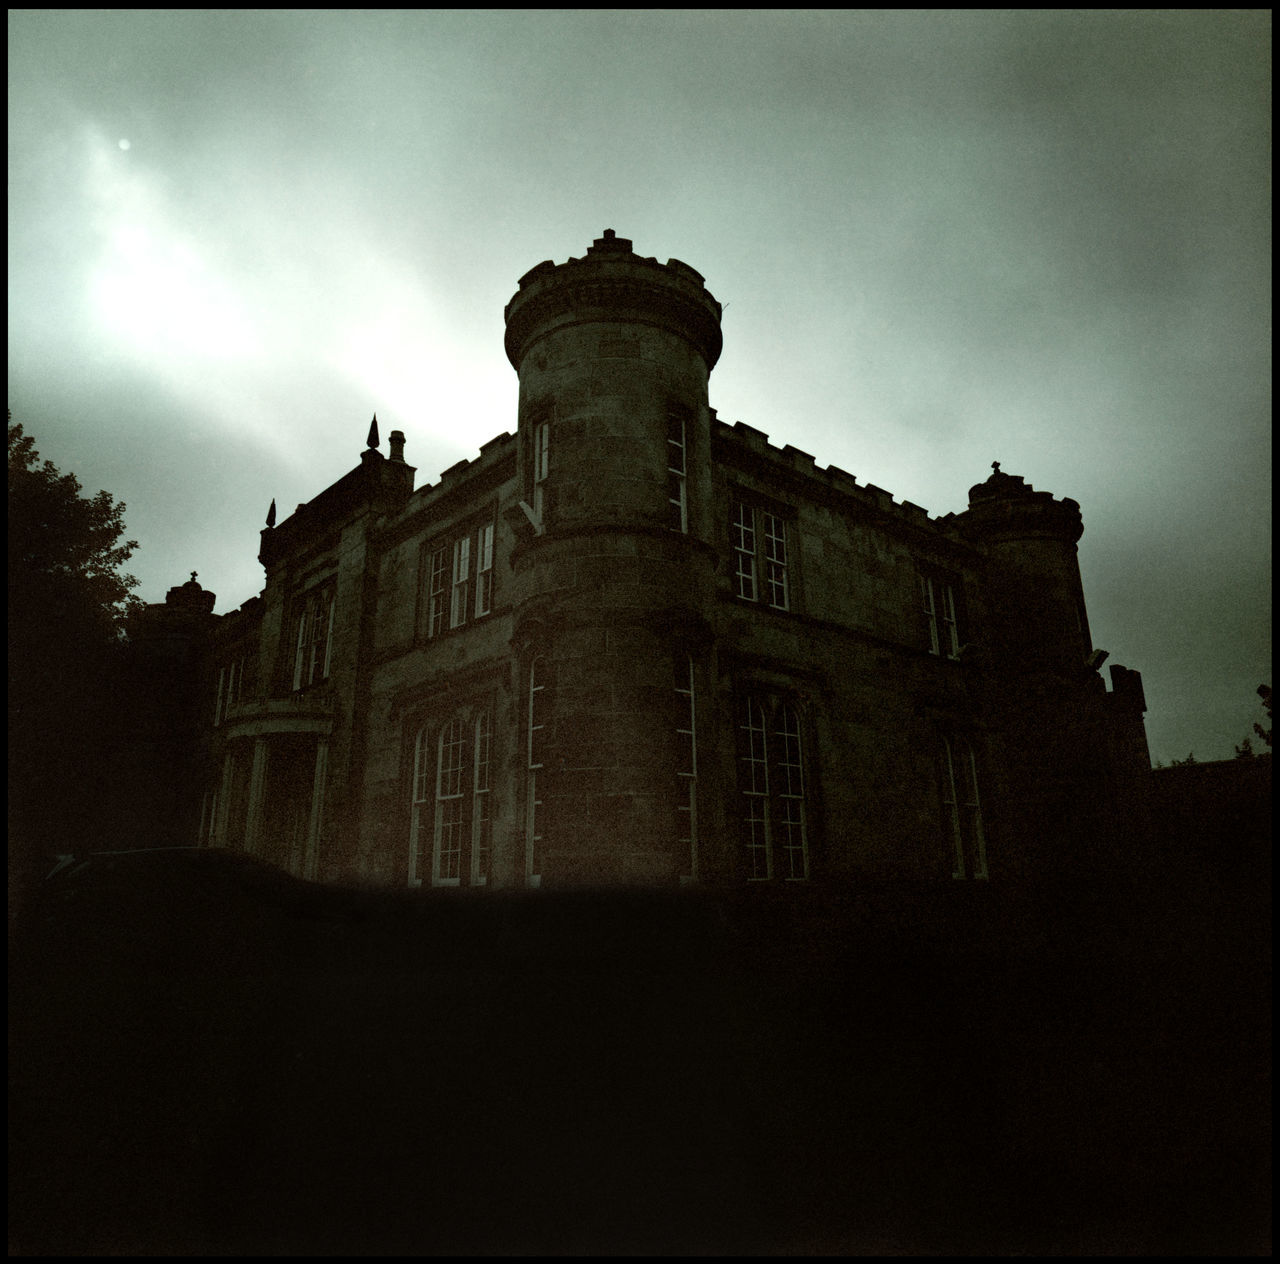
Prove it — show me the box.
[713,417,942,532]
[504,230,723,372]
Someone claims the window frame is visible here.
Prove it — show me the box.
[525,656,546,889]
[666,409,688,534]
[530,417,550,524]
[291,584,335,692]
[940,735,988,880]
[736,691,811,882]
[731,497,793,612]
[408,703,495,889]
[419,511,498,641]
[919,570,964,661]
[675,653,698,881]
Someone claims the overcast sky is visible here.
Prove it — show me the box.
[8,10,1270,764]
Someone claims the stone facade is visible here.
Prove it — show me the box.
[139,231,1151,888]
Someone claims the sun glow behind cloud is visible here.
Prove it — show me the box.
[79,126,509,478]
[86,133,262,365]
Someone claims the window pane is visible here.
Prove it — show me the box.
[739,696,771,878]
[775,705,808,878]
[733,502,757,601]
[763,513,789,610]
[475,523,494,617]
[425,546,448,638]
[941,585,959,658]
[451,537,470,628]
[921,576,940,656]
[435,718,468,885]
[534,422,549,482]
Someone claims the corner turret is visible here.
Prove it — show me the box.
[502,232,723,885]
[957,462,1091,672]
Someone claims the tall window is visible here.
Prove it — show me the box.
[532,420,550,522]
[738,694,809,881]
[920,573,961,659]
[941,736,987,879]
[409,708,493,887]
[675,654,697,880]
[525,656,546,888]
[198,786,219,847]
[475,522,494,617]
[473,708,492,883]
[732,501,790,611]
[451,536,471,629]
[423,545,448,638]
[421,517,497,639]
[666,410,688,533]
[292,587,334,691]
[214,656,245,725]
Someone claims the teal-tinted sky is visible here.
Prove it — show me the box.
[8,9,1271,763]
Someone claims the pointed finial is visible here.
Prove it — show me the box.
[266,498,277,528]
[367,414,380,449]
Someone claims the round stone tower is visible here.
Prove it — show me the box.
[503,230,723,886]
[958,464,1092,673]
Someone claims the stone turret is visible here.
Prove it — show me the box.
[504,231,723,885]
[958,463,1092,674]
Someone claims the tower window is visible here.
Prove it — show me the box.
[532,420,550,522]
[667,411,688,533]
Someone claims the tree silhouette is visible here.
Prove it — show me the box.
[1234,686,1272,759]
[1252,685,1272,748]
[8,417,143,917]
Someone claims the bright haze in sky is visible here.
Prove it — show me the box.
[7,9,1270,765]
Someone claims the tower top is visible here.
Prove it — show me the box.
[962,464,1083,544]
[503,233,722,372]
[586,228,632,255]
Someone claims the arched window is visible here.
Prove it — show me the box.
[408,707,493,888]
[738,694,809,881]
[941,736,987,879]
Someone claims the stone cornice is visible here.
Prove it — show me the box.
[505,272,722,372]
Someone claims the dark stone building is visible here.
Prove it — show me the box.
[134,230,1151,888]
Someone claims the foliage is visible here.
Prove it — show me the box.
[8,417,144,908]
[1169,753,1198,767]
[8,418,141,641]
[1233,685,1272,758]
[1252,684,1272,748]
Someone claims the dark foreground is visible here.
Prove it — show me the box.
[9,850,1270,1255]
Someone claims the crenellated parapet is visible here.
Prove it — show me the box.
[504,229,723,373]
[956,463,1084,546]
